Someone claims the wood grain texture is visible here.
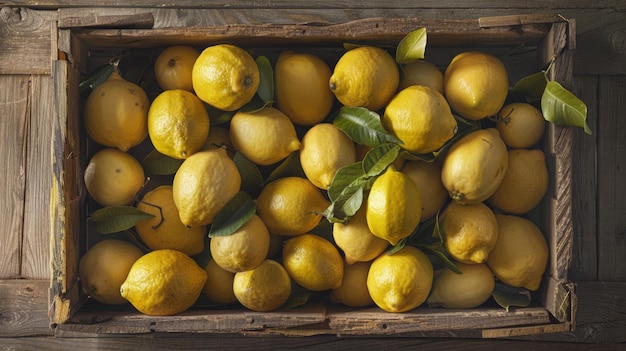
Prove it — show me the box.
[0,279,53,337]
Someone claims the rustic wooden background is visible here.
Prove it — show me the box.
[1,1,625,349]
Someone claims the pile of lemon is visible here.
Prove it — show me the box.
[78,40,549,316]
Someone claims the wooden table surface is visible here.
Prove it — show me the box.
[1,1,625,349]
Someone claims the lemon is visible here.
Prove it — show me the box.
[329,46,399,111]
[135,185,206,256]
[84,71,149,151]
[233,259,292,312]
[427,263,495,309]
[229,107,301,166]
[256,176,330,236]
[120,249,207,316]
[443,51,509,120]
[496,102,546,149]
[333,206,389,265]
[439,201,498,264]
[398,59,444,93]
[487,214,549,291]
[201,258,237,304]
[274,51,334,125]
[366,166,421,246]
[282,234,344,291]
[154,45,200,91]
[192,44,260,111]
[78,239,143,305]
[148,89,210,159]
[210,214,270,273]
[367,246,433,313]
[172,148,241,227]
[84,148,145,207]
[330,260,375,307]
[489,149,549,214]
[300,123,356,190]
[401,160,448,222]
[383,85,457,154]
[441,128,508,204]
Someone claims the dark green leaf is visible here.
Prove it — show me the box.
[511,71,548,102]
[386,237,407,255]
[395,27,427,64]
[492,283,531,312]
[123,230,151,253]
[141,149,183,175]
[205,104,234,126]
[255,55,274,103]
[362,143,401,177]
[323,182,366,224]
[265,151,305,184]
[541,80,592,134]
[209,192,256,238]
[233,152,264,199]
[282,283,312,310]
[327,162,365,202]
[90,206,154,234]
[240,95,273,114]
[80,64,114,96]
[333,106,401,146]
[423,245,462,274]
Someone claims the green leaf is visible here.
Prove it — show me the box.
[386,237,407,255]
[362,143,401,177]
[255,55,274,103]
[205,104,234,126]
[90,206,154,234]
[209,192,256,238]
[492,283,531,312]
[265,151,305,184]
[240,95,273,114]
[541,80,592,134]
[141,149,183,175]
[323,182,366,223]
[511,71,548,102]
[233,152,264,199]
[395,27,427,64]
[327,162,365,202]
[282,283,312,310]
[333,106,401,146]
[79,63,114,96]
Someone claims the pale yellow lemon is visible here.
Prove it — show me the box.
[333,206,389,265]
[154,45,200,91]
[496,102,546,149]
[330,260,375,307]
[233,259,292,312]
[401,160,448,222]
[201,258,237,304]
[282,234,344,291]
[398,59,444,93]
[427,263,495,309]
[84,148,145,207]
[210,215,270,273]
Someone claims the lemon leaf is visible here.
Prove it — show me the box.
[422,245,462,274]
[255,55,274,103]
[283,283,312,310]
[395,27,427,64]
[233,152,264,198]
[327,162,365,202]
[362,143,401,177]
[141,149,183,175]
[492,283,531,312]
[323,181,366,224]
[208,192,256,238]
[541,80,592,134]
[333,106,401,146]
[90,206,154,234]
[264,151,305,184]
[79,63,114,96]
[386,237,407,255]
[511,71,547,102]
[205,104,234,126]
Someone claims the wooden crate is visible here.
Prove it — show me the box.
[49,14,576,338]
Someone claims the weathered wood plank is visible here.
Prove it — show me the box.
[0,279,53,337]
[597,76,626,281]
[0,75,28,280]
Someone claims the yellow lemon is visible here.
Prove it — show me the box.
[233,259,292,312]
[401,160,448,222]
[439,201,499,264]
[489,149,549,214]
[427,263,495,309]
[496,102,546,149]
[154,45,200,91]
[367,245,433,313]
[120,249,207,316]
[330,260,375,307]
[383,85,457,154]
[135,185,206,256]
[274,51,334,125]
[210,215,270,273]
[441,128,508,204]
[172,148,241,227]
[84,148,145,207]
[84,71,149,151]
[148,89,210,159]
[282,234,344,291]
[366,166,421,246]
[329,46,399,111]
[256,177,330,236]
[487,214,549,291]
[229,107,301,166]
[300,123,356,190]
[78,239,143,305]
[192,44,260,111]
[443,51,509,120]
[333,206,389,265]
[398,59,444,93]
[201,258,237,304]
